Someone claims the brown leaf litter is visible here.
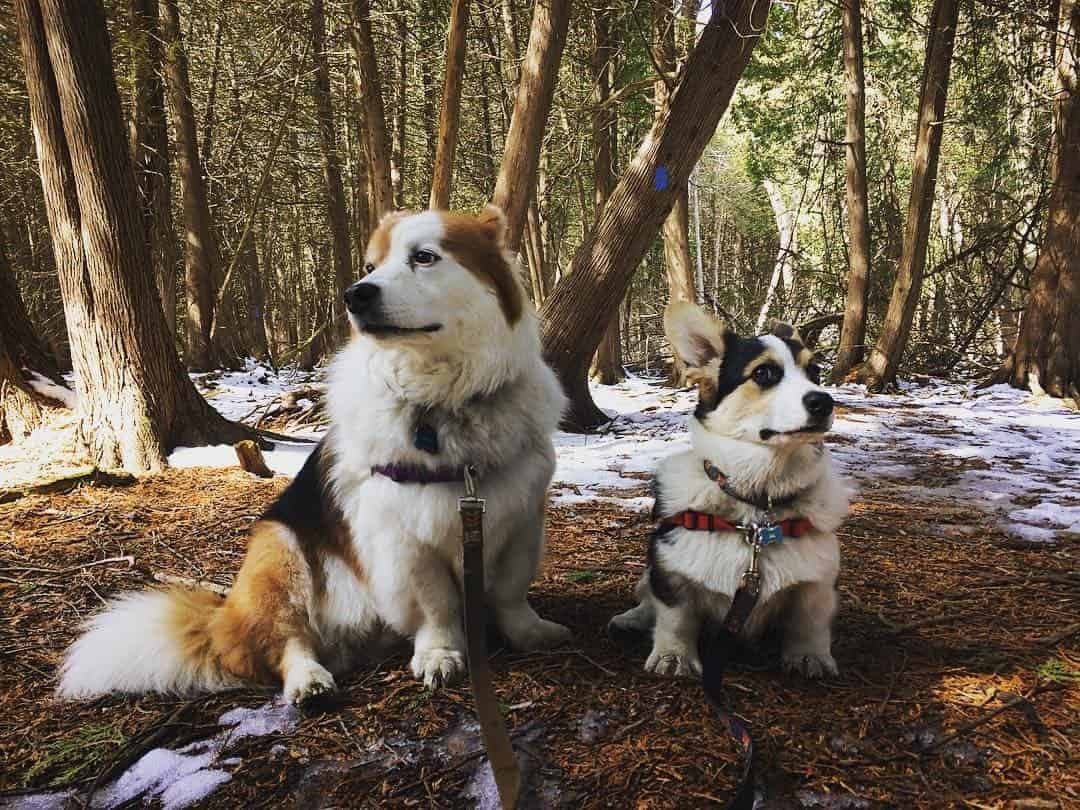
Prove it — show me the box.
[0,465,1076,808]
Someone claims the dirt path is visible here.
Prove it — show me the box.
[0,455,1077,809]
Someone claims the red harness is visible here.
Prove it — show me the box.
[664,509,815,539]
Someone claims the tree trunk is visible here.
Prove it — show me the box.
[0,233,63,383]
[1004,0,1080,399]
[162,0,222,370]
[429,0,471,209]
[831,0,872,382]
[350,0,395,220]
[858,0,960,390]
[127,0,178,337]
[589,1,623,386]
[491,0,571,254]
[755,178,797,332]
[311,0,354,345]
[391,1,407,208]
[654,0,696,316]
[17,0,247,472]
[541,0,772,429]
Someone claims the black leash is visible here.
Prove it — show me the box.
[699,536,764,810]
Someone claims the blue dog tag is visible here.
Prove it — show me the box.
[757,524,783,545]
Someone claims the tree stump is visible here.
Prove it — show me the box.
[234,439,274,478]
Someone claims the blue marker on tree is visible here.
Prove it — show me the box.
[654,166,669,191]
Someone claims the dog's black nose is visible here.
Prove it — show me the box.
[344,282,379,314]
[803,391,834,420]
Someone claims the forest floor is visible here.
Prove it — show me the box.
[0,370,1077,809]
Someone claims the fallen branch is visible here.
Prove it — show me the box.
[151,572,230,596]
[0,467,135,504]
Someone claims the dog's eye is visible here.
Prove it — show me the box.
[752,363,782,388]
[363,262,375,274]
[411,249,439,267]
[806,363,821,384]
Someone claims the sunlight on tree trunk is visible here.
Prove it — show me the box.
[16,0,246,472]
[541,0,772,429]
[1002,0,1080,401]
[859,0,960,391]
[831,0,872,382]
[492,0,571,254]
[350,0,394,221]
[429,0,470,209]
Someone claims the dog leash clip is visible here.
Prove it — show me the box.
[460,464,486,514]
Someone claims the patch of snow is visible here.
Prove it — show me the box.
[6,702,301,810]
[23,370,77,409]
[168,441,315,477]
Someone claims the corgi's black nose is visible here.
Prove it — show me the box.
[344,282,380,314]
[803,391,834,420]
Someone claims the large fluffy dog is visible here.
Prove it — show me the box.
[609,303,849,678]
[59,206,571,704]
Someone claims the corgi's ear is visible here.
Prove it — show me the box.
[477,205,508,248]
[664,302,729,369]
[768,319,804,344]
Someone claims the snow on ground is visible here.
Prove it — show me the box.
[0,703,299,810]
[171,362,1079,543]
[23,371,77,409]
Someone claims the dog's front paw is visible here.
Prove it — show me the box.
[508,618,572,651]
[410,647,466,688]
[645,648,702,678]
[283,660,337,707]
[782,650,838,679]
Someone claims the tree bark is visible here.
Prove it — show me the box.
[755,178,797,332]
[491,0,571,254]
[429,0,471,208]
[831,0,872,382]
[162,0,222,370]
[541,0,772,429]
[590,2,624,386]
[127,0,178,337]
[0,233,62,383]
[391,1,408,207]
[311,0,354,345]
[1004,0,1080,399]
[16,0,246,472]
[350,0,395,220]
[858,0,960,390]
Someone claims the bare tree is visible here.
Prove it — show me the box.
[350,0,395,221]
[162,0,223,370]
[999,0,1080,399]
[858,0,960,390]
[127,0,179,336]
[590,2,623,385]
[541,0,772,428]
[491,0,572,254]
[16,0,246,472]
[429,0,471,209]
[311,0,353,344]
[830,0,872,382]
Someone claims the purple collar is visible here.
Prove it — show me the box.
[372,462,465,484]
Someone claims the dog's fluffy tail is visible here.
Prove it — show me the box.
[57,588,238,700]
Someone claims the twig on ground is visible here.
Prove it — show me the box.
[152,571,230,596]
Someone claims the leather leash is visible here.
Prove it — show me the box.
[699,524,767,810]
[459,465,521,809]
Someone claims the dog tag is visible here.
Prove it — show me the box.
[415,422,439,454]
[757,523,783,545]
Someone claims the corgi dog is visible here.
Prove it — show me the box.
[59,206,571,705]
[609,302,849,678]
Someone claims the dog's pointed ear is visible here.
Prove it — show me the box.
[768,319,804,343]
[477,205,508,247]
[664,302,729,369]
